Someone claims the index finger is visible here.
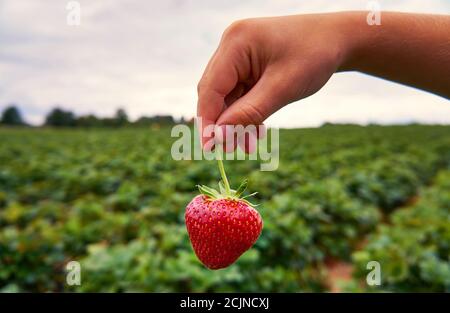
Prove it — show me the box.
[197,47,239,149]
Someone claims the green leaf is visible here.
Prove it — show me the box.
[242,191,258,199]
[197,185,220,199]
[235,179,248,197]
[218,180,226,194]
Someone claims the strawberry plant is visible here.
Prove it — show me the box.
[351,170,450,292]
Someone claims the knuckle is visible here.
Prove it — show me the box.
[197,79,207,95]
[222,19,254,41]
[240,102,265,126]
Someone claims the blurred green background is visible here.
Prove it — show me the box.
[0,124,449,292]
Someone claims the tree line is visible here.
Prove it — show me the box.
[0,105,188,127]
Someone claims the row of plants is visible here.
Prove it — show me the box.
[0,125,448,291]
[350,169,450,292]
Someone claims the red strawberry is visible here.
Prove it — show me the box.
[185,158,263,269]
[186,195,262,269]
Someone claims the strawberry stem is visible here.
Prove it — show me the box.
[197,145,257,207]
[217,152,231,196]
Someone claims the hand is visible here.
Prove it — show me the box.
[197,13,351,148]
[197,12,450,149]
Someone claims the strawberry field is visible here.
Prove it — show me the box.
[0,124,449,292]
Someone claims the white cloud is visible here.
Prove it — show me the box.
[0,0,449,126]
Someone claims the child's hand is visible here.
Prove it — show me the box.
[197,13,350,147]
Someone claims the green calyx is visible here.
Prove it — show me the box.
[197,156,258,207]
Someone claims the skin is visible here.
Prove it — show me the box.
[197,11,450,149]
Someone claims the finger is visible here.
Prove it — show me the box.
[224,82,247,107]
[237,129,258,154]
[216,69,290,127]
[257,123,267,139]
[215,122,264,154]
[214,124,238,153]
[197,48,240,149]
[217,69,292,153]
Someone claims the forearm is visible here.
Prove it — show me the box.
[338,12,450,98]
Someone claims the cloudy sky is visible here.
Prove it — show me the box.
[0,0,449,127]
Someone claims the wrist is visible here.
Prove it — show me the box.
[333,11,375,72]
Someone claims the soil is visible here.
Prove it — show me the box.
[324,257,354,293]
[323,194,421,292]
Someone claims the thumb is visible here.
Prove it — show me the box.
[216,70,293,127]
